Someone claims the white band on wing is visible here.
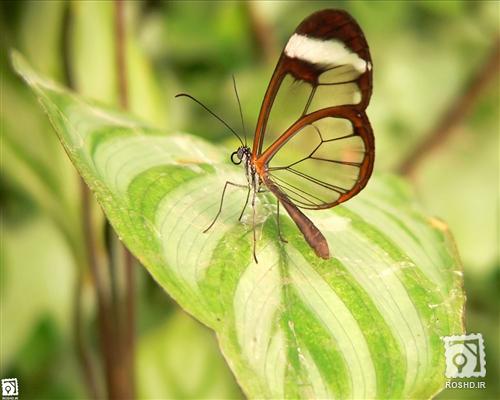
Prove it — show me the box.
[284,33,369,73]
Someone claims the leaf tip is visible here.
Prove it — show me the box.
[9,50,38,89]
[9,49,26,75]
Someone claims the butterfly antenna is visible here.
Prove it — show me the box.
[232,75,247,146]
[175,93,244,146]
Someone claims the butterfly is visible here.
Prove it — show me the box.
[177,9,374,263]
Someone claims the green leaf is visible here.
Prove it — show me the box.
[137,310,242,399]
[13,52,465,399]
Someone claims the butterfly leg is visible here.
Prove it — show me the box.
[251,188,259,264]
[203,181,247,233]
[276,199,288,243]
[238,186,251,221]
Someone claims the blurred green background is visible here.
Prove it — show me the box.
[1,1,498,399]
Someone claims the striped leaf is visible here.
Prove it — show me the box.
[13,53,465,399]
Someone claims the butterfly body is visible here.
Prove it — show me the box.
[231,143,331,261]
[232,146,261,192]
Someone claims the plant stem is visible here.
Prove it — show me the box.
[245,1,277,64]
[73,269,100,399]
[116,0,129,108]
[81,182,119,399]
[398,37,500,177]
[62,0,138,397]
[114,0,136,397]
[62,5,100,398]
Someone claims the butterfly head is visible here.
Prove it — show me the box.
[231,146,251,165]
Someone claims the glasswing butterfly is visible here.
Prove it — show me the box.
[177,9,374,263]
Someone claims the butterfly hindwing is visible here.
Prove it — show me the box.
[264,109,374,209]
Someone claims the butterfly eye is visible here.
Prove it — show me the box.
[231,151,242,165]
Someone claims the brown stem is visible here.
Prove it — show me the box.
[62,4,100,398]
[114,0,136,397]
[73,269,100,399]
[398,37,500,177]
[63,1,135,397]
[115,0,129,109]
[81,182,119,399]
[245,1,277,64]
[123,249,135,392]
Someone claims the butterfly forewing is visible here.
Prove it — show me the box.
[257,75,312,154]
[253,9,374,210]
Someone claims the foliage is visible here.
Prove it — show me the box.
[12,52,465,398]
[1,1,498,399]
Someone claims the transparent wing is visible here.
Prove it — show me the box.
[253,10,374,209]
[264,111,374,209]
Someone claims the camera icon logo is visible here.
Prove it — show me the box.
[1,378,18,396]
[442,333,486,378]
